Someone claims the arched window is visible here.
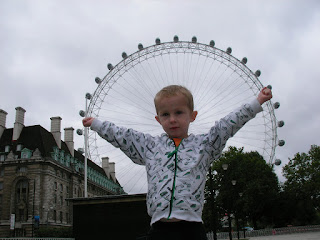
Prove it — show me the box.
[15,179,29,222]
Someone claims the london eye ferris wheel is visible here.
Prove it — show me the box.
[78,36,285,194]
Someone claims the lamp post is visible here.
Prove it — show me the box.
[84,93,91,198]
[208,167,217,240]
[78,93,92,198]
[227,180,236,240]
[208,163,229,240]
[236,192,243,240]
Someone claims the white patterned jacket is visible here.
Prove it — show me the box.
[90,98,262,225]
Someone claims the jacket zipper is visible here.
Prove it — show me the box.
[167,140,181,219]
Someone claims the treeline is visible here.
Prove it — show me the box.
[202,145,320,233]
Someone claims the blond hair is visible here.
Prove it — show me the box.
[154,85,194,113]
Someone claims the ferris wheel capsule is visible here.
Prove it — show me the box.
[155,38,161,45]
[76,129,83,136]
[79,110,85,117]
[241,57,248,64]
[226,47,232,54]
[192,36,197,43]
[85,93,92,100]
[274,102,280,109]
[255,70,261,77]
[77,148,84,154]
[278,140,285,146]
[274,159,281,166]
[107,63,114,70]
[122,52,128,59]
[138,43,143,50]
[209,40,215,47]
[95,77,102,84]
[278,120,285,127]
[267,85,272,89]
[173,35,179,42]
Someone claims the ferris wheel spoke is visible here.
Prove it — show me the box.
[198,75,246,112]
[126,167,148,193]
[120,165,146,190]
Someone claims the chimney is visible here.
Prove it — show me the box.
[50,117,62,148]
[109,162,116,182]
[12,107,26,141]
[64,127,74,157]
[0,109,8,139]
[102,157,110,178]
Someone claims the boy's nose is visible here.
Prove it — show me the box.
[169,115,176,123]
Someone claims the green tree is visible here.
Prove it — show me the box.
[203,146,280,232]
[282,145,320,225]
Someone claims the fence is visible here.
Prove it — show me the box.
[207,225,320,239]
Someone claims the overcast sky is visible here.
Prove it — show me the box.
[1,0,320,194]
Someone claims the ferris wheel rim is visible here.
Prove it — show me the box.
[86,38,279,169]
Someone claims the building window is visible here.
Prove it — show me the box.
[60,196,63,206]
[60,211,63,223]
[53,210,56,222]
[66,212,69,223]
[0,168,4,177]
[5,145,10,153]
[16,166,27,173]
[15,179,29,221]
[0,182,3,190]
[54,182,57,190]
[54,194,57,204]
[21,148,32,159]
[0,154,5,161]
[16,144,23,151]
[60,183,63,192]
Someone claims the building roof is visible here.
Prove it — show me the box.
[0,124,119,184]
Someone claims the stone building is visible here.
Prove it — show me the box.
[0,107,125,237]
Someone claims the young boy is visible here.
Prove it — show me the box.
[82,85,272,240]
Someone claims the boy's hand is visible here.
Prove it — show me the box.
[257,87,272,105]
[83,117,95,127]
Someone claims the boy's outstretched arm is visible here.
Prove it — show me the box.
[83,117,95,127]
[257,87,272,105]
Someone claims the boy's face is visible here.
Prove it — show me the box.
[155,94,197,139]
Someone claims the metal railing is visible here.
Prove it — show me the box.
[207,225,320,239]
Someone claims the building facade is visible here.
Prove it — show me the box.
[0,107,125,237]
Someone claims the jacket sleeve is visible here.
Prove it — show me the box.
[90,119,150,165]
[206,98,263,160]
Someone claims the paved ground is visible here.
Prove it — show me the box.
[248,231,320,240]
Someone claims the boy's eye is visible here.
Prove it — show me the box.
[162,113,169,117]
[176,111,183,115]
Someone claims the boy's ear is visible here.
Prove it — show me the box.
[155,116,161,124]
[191,111,198,122]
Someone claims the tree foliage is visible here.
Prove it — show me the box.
[282,145,320,225]
[203,145,320,232]
[203,146,279,231]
